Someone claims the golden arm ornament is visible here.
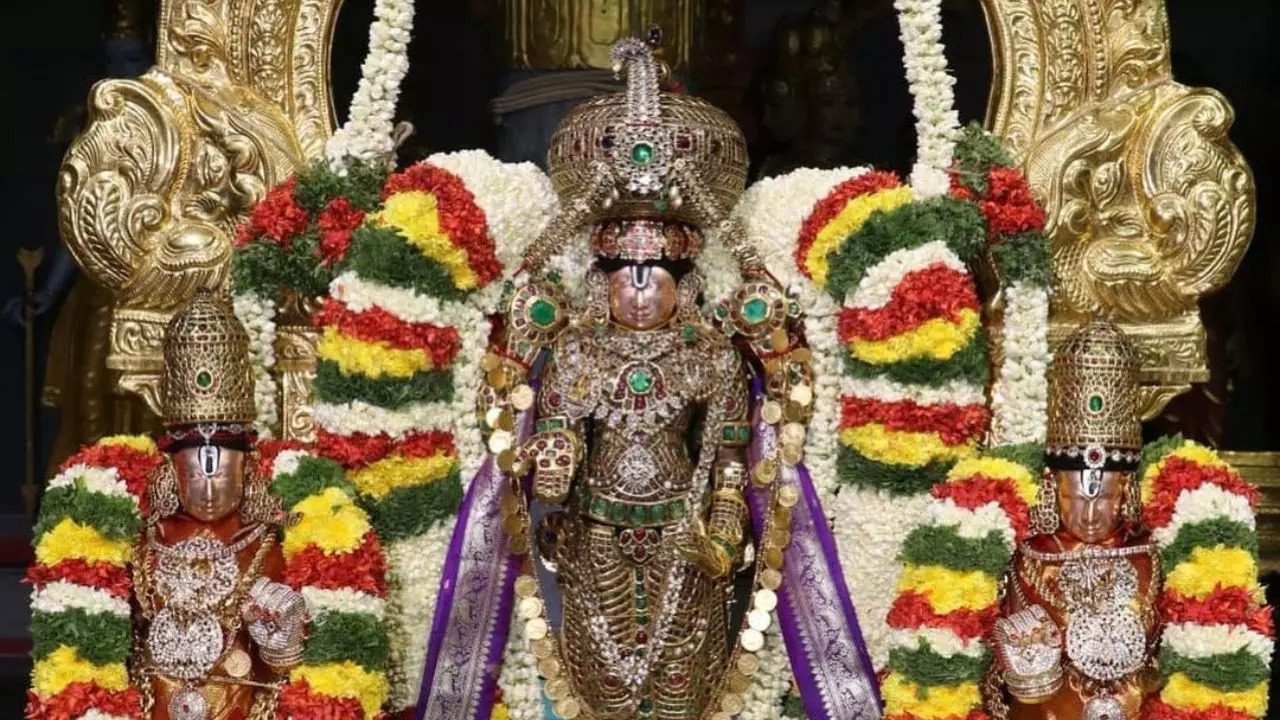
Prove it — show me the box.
[980,0,1254,418]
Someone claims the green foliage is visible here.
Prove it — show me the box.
[231,231,331,299]
[843,331,990,388]
[33,485,139,544]
[836,445,953,497]
[1162,517,1259,570]
[888,637,992,690]
[313,362,455,410]
[302,611,391,672]
[1160,646,1270,693]
[363,469,465,543]
[343,225,468,302]
[951,123,1015,195]
[992,231,1053,288]
[900,525,1013,576]
[268,455,354,510]
[293,160,389,215]
[31,609,132,665]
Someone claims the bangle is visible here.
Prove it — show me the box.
[710,534,738,560]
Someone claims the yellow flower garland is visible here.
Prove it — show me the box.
[318,327,434,379]
[881,672,982,719]
[97,434,158,453]
[349,452,457,500]
[377,191,479,290]
[846,310,979,366]
[840,425,978,468]
[896,564,999,614]
[1163,546,1263,601]
[282,487,372,559]
[34,519,130,567]
[806,187,915,286]
[1162,673,1268,717]
[31,646,130,697]
[291,661,390,718]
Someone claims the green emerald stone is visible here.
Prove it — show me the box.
[630,505,647,524]
[195,370,213,389]
[627,368,655,394]
[651,504,666,522]
[742,297,769,325]
[528,298,557,328]
[636,614,650,625]
[592,498,607,517]
[631,142,654,165]
[682,325,696,342]
[670,501,685,518]
[1088,395,1104,413]
[609,503,626,522]
[739,426,751,443]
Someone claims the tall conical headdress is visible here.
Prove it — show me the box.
[1045,321,1142,470]
[161,289,256,428]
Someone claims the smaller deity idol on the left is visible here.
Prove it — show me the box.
[136,290,304,720]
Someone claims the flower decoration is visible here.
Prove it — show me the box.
[264,443,392,720]
[1139,439,1273,720]
[24,435,162,720]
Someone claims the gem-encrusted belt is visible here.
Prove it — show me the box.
[578,489,688,527]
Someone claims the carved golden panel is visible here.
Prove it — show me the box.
[1220,452,1280,576]
[506,0,699,74]
[57,0,341,417]
[981,0,1255,417]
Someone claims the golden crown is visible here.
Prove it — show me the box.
[161,290,256,427]
[546,39,748,237]
[1046,321,1143,469]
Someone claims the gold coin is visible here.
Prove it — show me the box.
[773,507,792,528]
[222,648,251,678]
[481,353,501,371]
[752,459,778,486]
[537,657,562,679]
[780,444,804,466]
[518,597,544,620]
[511,384,535,411]
[726,669,751,694]
[487,368,509,390]
[497,449,517,473]
[771,328,789,350]
[721,693,746,714]
[507,535,530,555]
[488,430,512,454]
[764,547,784,570]
[791,347,813,364]
[503,513,526,535]
[500,492,520,516]
[789,384,813,406]
[747,609,773,632]
[737,653,761,676]
[544,678,569,700]
[554,698,581,719]
[784,402,806,423]
[780,422,806,445]
[484,406,504,428]
[760,568,783,590]
[524,617,549,641]
[495,410,516,432]
[768,528,791,548]
[516,576,538,597]
[530,638,554,658]
[778,485,800,508]
[761,400,783,425]
[740,628,765,653]
[753,588,779,613]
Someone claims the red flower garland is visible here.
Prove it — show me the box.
[24,559,132,600]
[840,397,989,446]
[278,680,368,720]
[1144,699,1258,720]
[381,163,502,287]
[284,533,389,597]
[317,197,366,266]
[60,443,163,514]
[25,683,142,720]
[235,178,310,248]
[795,170,903,277]
[1160,587,1275,637]
[931,475,1032,542]
[838,265,980,343]
[980,169,1045,239]
[885,591,996,641]
[314,299,462,366]
[1142,457,1260,530]
[315,429,456,471]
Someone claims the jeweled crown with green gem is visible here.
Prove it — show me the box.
[1046,321,1142,469]
[161,290,256,427]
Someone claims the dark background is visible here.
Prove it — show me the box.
[0,0,1274,708]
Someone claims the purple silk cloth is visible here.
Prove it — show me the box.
[746,378,884,720]
[415,407,535,720]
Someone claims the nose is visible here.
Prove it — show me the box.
[1084,500,1097,527]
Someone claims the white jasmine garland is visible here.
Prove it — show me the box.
[543,230,594,302]
[326,0,415,169]
[894,0,960,197]
[846,241,966,310]
[1164,622,1275,664]
[1152,483,1257,548]
[75,712,134,720]
[800,289,843,497]
[497,613,542,720]
[740,615,791,720]
[920,498,1016,546]
[31,581,131,618]
[270,449,308,480]
[694,231,745,307]
[233,291,279,438]
[887,626,986,660]
[839,376,986,408]
[312,398,458,440]
[988,283,1049,446]
[48,465,134,505]
[828,486,930,670]
[301,587,387,621]
[385,522,454,710]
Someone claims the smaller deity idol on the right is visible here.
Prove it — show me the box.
[994,321,1159,720]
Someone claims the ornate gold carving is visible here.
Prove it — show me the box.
[505,0,699,74]
[275,325,319,442]
[1220,452,1280,576]
[982,0,1254,414]
[58,0,341,415]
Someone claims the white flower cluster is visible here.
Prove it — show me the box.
[76,711,134,720]
[1152,483,1257,549]
[801,290,843,497]
[988,283,1050,447]
[543,230,595,302]
[233,291,278,438]
[732,168,865,292]
[48,464,134,505]
[325,0,415,170]
[497,613,542,720]
[695,231,745,307]
[31,581,130,618]
[828,486,930,670]
[846,241,964,310]
[740,613,793,720]
[894,0,961,197]
[921,497,1016,548]
[1164,622,1274,665]
[384,523,453,711]
[302,586,387,621]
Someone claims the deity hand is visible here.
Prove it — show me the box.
[243,578,308,673]
[520,428,582,504]
[993,605,1064,704]
[676,518,734,579]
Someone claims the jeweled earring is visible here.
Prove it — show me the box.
[1028,469,1060,536]
[149,459,180,522]
[240,474,280,525]
[674,272,703,336]
[1122,474,1143,530]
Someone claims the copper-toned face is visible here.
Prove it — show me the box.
[173,446,246,522]
[1054,469,1127,544]
[607,264,677,330]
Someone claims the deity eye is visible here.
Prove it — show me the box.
[198,446,222,477]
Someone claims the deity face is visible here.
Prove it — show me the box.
[173,445,247,522]
[607,264,678,330]
[1054,469,1127,544]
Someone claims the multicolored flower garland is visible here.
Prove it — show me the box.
[1139,438,1274,720]
[261,443,393,720]
[25,435,162,720]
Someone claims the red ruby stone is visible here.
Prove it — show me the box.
[635,629,649,644]
[633,546,647,561]
[604,674,621,688]
[668,673,686,687]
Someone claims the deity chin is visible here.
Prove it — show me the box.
[172,445,247,522]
